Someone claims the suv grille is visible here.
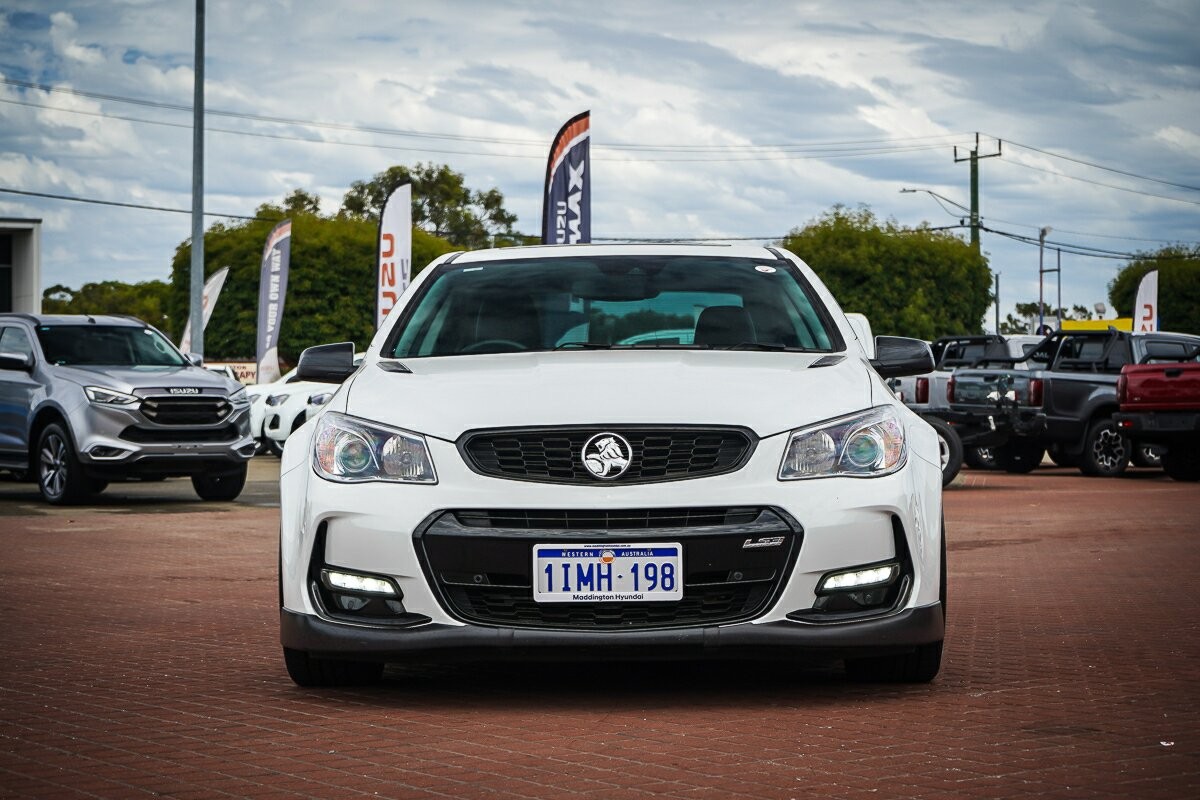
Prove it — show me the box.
[140,395,232,426]
[417,507,801,631]
[460,426,754,485]
[119,425,239,443]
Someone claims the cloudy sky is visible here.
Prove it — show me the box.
[1,0,1197,331]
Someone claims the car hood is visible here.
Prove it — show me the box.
[342,350,875,441]
[50,364,239,395]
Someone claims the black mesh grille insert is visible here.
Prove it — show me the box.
[119,425,239,443]
[460,426,754,484]
[140,396,232,426]
[417,507,801,631]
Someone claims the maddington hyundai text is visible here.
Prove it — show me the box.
[278,244,944,686]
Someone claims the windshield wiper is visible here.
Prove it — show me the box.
[727,342,808,352]
[554,342,614,350]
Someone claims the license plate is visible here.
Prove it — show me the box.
[533,542,683,603]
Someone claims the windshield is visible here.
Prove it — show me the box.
[388,255,837,358]
[37,325,187,367]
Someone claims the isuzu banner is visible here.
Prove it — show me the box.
[256,220,291,384]
[377,183,412,329]
[1134,269,1158,332]
[541,110,591,244]
[179,265,229,354]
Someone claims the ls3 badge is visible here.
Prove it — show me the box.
[742,536,785,549]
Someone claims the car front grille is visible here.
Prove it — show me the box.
[140,395,232,425]
[119,424,240,443]
[459,426,755,485]
[416,507,801,631]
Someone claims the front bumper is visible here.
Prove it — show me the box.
[280,420,945,659]
[280,603,945,662]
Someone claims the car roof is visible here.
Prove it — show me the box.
[2,313,148,327]
[446,243,786,264]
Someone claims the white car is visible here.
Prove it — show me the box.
[279,244,944,686]
[246,367,298,455]
[263,357,362,451]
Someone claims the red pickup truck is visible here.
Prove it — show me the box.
[1114,341,1200,481]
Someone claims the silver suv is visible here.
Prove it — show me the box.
[0,313,256,504]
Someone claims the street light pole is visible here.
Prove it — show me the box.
[189,0,205,358]
[1037,226,1052,333]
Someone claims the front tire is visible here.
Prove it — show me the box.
[924,417,963,487]
[191,463,248,501]
[963,447,999,470]
[1131,443,1163,469]
[37,423,93,505]
[1162,449,1200,482]
[845,519,945,683]
[997,440,1044,473]
[283,647,384,687]
[1079,418,1129,477]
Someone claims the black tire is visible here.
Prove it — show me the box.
[963,447,999,470]
[845,519,945,684]
[1047,444,1079,468]
[191,463,248,501]
[1162,449,1200,482]
[264,437,284,457]
[36,422,93,505]
[1130,443,1163,469]
[283,647,384,687]
[997,440,1045,474]
[1079,418,1129,477]
[924,417,963,487]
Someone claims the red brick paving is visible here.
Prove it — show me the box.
[1,465,1198,798]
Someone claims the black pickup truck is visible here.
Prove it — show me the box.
[943,329,1200,476]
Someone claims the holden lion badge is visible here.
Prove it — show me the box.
[582,433,632,479]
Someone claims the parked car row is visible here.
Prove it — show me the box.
[893,328,1200,483]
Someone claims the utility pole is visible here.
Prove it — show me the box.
[953,133,1002,253]
[994,273,1000,333]
[188,0,205,358]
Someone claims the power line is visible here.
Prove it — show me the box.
[2,95,967,162]
[1000,137,1200,192]
[998,158,1200,207]
[981,225,1140,260]
[0,186,263,220]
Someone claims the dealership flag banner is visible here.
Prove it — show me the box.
[256,220,292,384]
[377,183,412,329]
[1134,270,1158,332]
[541,110,591,244]
[179,265,229,353]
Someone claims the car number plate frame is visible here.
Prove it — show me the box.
[533,542,683,603]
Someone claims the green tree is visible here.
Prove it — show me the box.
[340,162,521,248]
[166,196,455,362]
[42,280,171,329]
[1108,245,1200,335]
[780,205,992,339]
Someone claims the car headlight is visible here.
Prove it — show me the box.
[265,393,287,406]
[307,392,333,407]
[313,412,437,484]
[778,406,906,480]
[84,386,139,406]
[229,387,249,405]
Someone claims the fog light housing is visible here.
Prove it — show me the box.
[818,563,899,593]
[88,445,131,460]
[322,569,397,596]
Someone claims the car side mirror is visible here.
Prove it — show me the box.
[870,336,934,378]
[0,351,34,372]
[185,352,204,367]
[297,341,358,383]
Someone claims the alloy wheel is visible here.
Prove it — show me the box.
[1092,428,1127,472]
[39,432,67,499]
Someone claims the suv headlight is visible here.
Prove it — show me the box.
[229,387,249,405]
[265,393,287,406]
[85,386,139,406]
[313,412,437,484]
[778,406,906,480]
[307,391,333,407]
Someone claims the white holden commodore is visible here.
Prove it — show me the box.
[279,244,944,686]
